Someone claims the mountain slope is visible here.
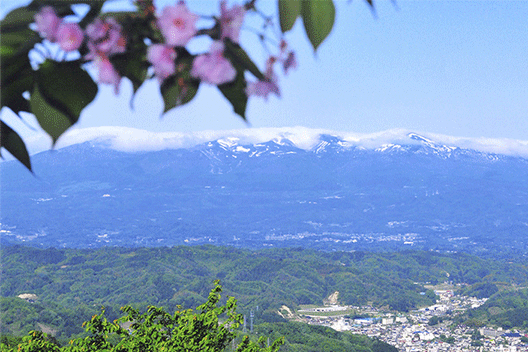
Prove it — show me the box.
[1,130,527,255]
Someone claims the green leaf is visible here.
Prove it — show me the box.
[26,0,76,17]
[1,54,33,116]
[1,7,41,118]
[32,60,98,144]
[279,0,302,33]
[0,121,32,172]
[30,84,73,144]
[0,27,40,63]
[301,0,336,52]
[160,75,199,114]
[1,77,33,116]
[160,49,199,113]
[110,49,148,96]
[37,60,98,121]
[0,7,38,32]
[99,11,138,23]
[218,70,247,120]
[78,2,104,29]
[223,39,265,81]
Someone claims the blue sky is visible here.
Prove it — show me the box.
[1,0,527,154]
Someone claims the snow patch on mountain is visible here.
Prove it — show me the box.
[45,126,528,158]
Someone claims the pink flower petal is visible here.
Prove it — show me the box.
[34,6,61,42]
[56,22,84,52]
[220,1,245,43]
[86,18,105,41]
[96,55,121,94]
[86,17,126,58]
[147,44,177,81]
[246,56,280,99]
[190,41,236,85]
[157,2,199,47]
[245,80,280,100]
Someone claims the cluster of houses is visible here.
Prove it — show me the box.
[295,289,528,352]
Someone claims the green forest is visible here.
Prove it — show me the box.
[457,288,528,329]
[2,244,528,346]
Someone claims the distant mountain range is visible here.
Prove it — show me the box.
[1,127,527,257]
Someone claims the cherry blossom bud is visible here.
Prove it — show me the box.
[56,22,84,52]
[34,6,61,42]
[157,2,199,47]
[282,51,297,75]
[220,1,245,43]
[280,39,288,52]
[96,55,121,95]
[147,44,177,82]
[246,56,280,99]
[266,56,277,75]
[191,41,236,85]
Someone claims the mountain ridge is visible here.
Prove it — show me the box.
[1,128,527,255]
[13,126,528,159]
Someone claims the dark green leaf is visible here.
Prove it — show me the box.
[0,7,38,32]
[160,75,199,114]
[78,2,104,28]
[36,60,98,121]
[301,0,336,52]
[0,121,32,172]
[160,49,199,113]
[1,76,33,116]
[279,0,302,33]
[218,70,247,120]
[0,28,40,62]
[27,0,76,16]
[1,28,39,46]
[32,60,98,144]
[30,84,73,144]
[110,49,148,96]
[1,49,34,116]
[223,39,265,81]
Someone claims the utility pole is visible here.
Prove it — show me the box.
[250,309,254,333]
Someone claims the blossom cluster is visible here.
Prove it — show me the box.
[246,41,297,99]
[147,1,242,86]
[34,7,84,53]
[34,6,126,93]
[33,1,297,101]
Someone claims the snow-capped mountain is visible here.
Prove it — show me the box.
[1,128,527,256]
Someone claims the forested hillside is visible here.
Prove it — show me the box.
[2,245,528,340]
[458,288,528,329]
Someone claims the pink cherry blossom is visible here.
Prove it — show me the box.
[56,22,84,52]
[157,2,199,47]
[147,44,177,82]
[220,1,245,43]
[95,55,121,94]
[86,18,126,59]
[191,41,236,85]
[86,18,106,41]
[245,79,280,99]
[246,57,281,99]
[34,6,61,42]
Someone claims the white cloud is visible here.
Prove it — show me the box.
[35,126,528,158]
